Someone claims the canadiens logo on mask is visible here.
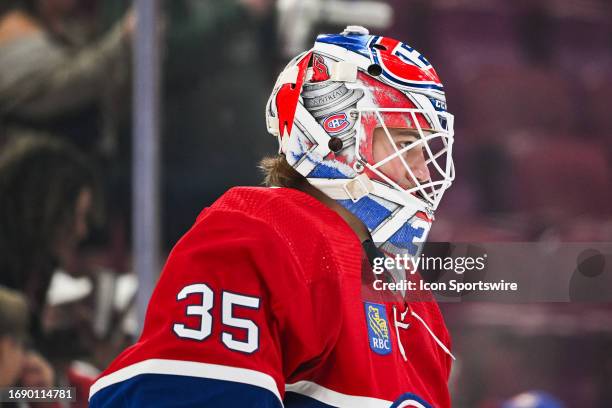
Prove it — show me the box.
[323,113,350,134]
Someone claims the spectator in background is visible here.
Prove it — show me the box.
[0,0,134,156]
[0,286,29,387]
[66,0,276,246]
[0,136,102,344]
[0,286,55,390]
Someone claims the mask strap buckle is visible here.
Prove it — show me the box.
[343,174,374,202]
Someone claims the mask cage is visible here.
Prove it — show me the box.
[354,107,455,210]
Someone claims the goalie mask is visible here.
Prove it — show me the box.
[266,26,455,257]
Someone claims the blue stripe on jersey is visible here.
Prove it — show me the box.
[89,374,282,408]
[390,392,433,408]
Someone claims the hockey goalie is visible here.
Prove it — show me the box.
[90,25,456,408]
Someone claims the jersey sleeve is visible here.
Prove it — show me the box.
[89,208,341,407]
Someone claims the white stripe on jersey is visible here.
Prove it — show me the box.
[89,358,282,403]
[285,380,393,408]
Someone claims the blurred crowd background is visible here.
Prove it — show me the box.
[0,0,610,407]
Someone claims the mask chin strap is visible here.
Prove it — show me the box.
[308,176,432,244]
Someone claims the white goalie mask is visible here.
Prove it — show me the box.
[266,26,455,257]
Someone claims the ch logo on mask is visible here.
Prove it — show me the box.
[368,36,443,92]
[323,113,350,134]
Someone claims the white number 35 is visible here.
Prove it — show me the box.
[172,283,260,354]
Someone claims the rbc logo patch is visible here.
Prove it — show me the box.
[364,302,392,355]
[323,113,350,134]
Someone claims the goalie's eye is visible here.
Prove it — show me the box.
[398,141,412,149]
[397,138,418,150]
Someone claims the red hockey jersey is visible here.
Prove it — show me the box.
[89,187,453,407]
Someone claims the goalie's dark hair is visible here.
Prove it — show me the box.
[259,155,307,188]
